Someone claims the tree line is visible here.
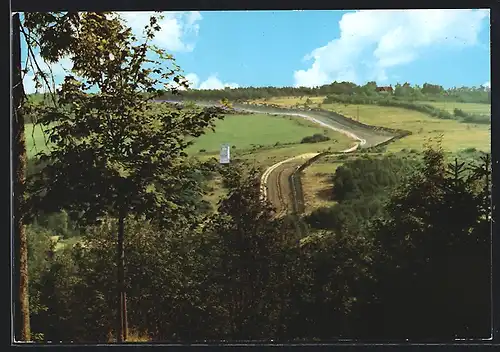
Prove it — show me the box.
[158,80,490,105]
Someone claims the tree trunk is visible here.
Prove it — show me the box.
[116,209,128,342]
[12,13,31,342]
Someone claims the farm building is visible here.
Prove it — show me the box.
[376,86,394,93]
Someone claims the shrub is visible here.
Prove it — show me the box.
[453,108,468,118]
[301,133,330,144]
[463,147,477,154]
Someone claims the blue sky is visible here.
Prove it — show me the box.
[21,9,491,93]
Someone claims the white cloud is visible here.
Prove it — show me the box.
[22,12,202,93]
[483,81,490,88]
[294,9,490,87]
[118,11,202,52]
[185,73,239,90]
[184,73,200,89]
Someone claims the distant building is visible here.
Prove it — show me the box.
[376,86,394,93]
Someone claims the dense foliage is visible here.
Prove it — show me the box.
[27,146,491,342]
[306,155,417,233]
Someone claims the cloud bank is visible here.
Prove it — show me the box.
[185,73,239,90]
[294,9,490,87]
[119,11,202,52]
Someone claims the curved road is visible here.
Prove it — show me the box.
[159,99,395,215]
[230,107,391,216]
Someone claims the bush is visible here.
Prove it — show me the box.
[453,108,468,118]
[463,147,477,154]
[462,114,490,124]
[33,210,80,239]
[301,133,330,144]
[305,206,339,230]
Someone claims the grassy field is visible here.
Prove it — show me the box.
[320,103,490,152]
[419,101,491,115]
[253,97,490,153]
[194,138,354,170]
[187,113,346,154]
[25,123,50,158]
[188,113,354,169]
[301,155,344,214]
[253,97,491,117]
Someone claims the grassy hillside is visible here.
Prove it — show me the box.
[320,103,490,152]
[419,101,491,115]
[253,97,490,153]
[188,113,354,168]
[186,113,344,154]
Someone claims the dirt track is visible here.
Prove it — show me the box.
[260,145,360,217]
[261,155,317,216]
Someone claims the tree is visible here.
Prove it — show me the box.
[27,13,222,342]
[12,12,85,341]
[368,143,491,339]
[12,13,31,341]
[361,81,377,96]
[202,168,288,339]
[422,82,444,95]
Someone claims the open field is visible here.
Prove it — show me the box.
[252,97,491,117]
[26,99,489,218]
[418,101,491,115]
[187,113,347,154]
[252,97,490,153]
[189,112,355,171]
[320,103,490,152]
[196,139,355,210]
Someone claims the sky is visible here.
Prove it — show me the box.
[21,9,491,94]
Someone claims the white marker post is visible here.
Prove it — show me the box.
[220,143,230,164]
